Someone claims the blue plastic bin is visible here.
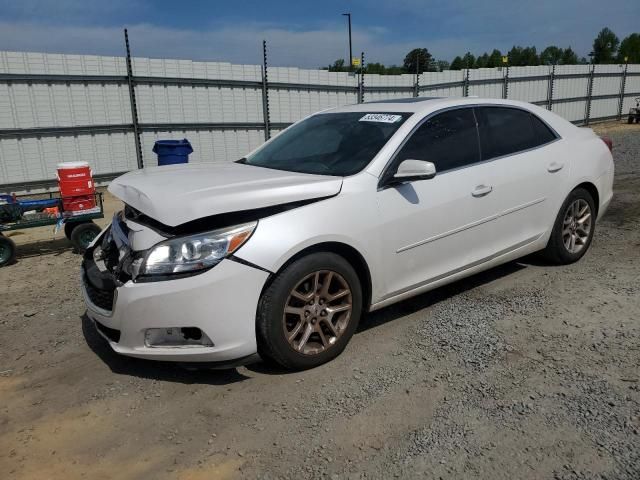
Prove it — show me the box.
[153,139,193,166]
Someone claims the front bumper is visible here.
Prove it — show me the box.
[82,258,270,363]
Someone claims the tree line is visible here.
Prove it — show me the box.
[322,27,640,74]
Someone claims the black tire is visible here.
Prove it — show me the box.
[0,234,17,267]
[257,252,362,370]
[64,222,78,240]
[628,116,634,124]
[543,188,596,265]
[70,222,101,253]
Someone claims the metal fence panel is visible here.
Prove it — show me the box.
[0,50,638,191]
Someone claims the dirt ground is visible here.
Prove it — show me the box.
[1,122,639,479]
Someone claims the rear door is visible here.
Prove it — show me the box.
[474,106,568,251]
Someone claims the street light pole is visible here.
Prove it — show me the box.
[342,13,352,72]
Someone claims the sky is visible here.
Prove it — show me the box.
[0,0,638,68]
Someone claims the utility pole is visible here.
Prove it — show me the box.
[342,13,353,72]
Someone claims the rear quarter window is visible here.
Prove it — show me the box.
[530,113,558,145]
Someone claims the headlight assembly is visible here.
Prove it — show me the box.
[139,222,256,278]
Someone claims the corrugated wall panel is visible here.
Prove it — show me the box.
[1,50,638,189]
[0,133,137,185]
[140,129,264,165]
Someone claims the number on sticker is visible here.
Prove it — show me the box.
[359,114,403,123]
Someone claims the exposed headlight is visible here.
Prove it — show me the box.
[139,222,256,277]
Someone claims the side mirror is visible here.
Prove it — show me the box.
[393,159,436,182]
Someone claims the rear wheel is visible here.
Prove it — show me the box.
[257,252,362,370]
[64,222,78,240]
[629,115,634,124]
[70,222,101,253]
[0,234,17,267]
[543,188,596,264]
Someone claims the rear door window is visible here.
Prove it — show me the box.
[394,108,480,173]
[477,107,539,160]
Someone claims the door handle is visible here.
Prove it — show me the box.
[547,162,564,173]
[472,185,493,197]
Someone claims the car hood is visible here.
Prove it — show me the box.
[108,163,343,227]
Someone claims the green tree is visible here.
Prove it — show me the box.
[365,62,387,74]
[462,52,476,69]
[540,46,563,65]
[561,47,579,65]
[618,33,640,63]
[521,47,539,65]
[435,60,450,71]
[327,59,347,72]
[487,49,503,68]
[403,48,433,74]
[386,65,405,75]
[507,46,523,65]
[592,27,619,63]
[475,53,489,68]
[450,56,464,70]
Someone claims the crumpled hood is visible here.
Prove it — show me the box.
[108,162,343,227]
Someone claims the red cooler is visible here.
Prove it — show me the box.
[57,161,96,212]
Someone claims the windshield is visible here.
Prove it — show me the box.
[243,112,411,176]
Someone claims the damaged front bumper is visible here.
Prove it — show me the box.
[81,219,270,364]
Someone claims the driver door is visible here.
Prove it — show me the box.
[376,107,504,300]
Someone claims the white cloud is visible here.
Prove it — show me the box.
[0,20,434,68]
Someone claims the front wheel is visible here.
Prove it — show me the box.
[543,188,596,265]
[257,252,362,370]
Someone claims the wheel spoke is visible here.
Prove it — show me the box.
[321,317,339,337]
[577,212,591,225]
[317,328,329,347]
[569,233,576,251]
[327,289,349,303]
[327,304,351,314]
[320,271,333,297]
[287,320,305,342]
[285,306,304,316]
[297,323,313,351]
[290,289,313,302]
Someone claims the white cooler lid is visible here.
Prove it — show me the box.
[57,161,90,169]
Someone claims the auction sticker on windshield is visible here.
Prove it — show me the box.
[359,113,403,123]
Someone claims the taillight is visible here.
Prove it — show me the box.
[600,136,613,152]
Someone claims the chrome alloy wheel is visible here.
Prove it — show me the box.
[562,198,592,254]
[283,270,353,355]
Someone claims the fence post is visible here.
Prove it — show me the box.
[261,40,270,141]
[547,64,555,111]
[124,29,143,169]
[502,65,509,99]
[463,69,470,97]
[414,55,420,97]
[584,64,595,125]
[358,51,365,103]
[617,61,628,120]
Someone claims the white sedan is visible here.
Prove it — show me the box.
[82,97,614,370]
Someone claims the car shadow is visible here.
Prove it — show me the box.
[81,314,250,385]
[84,256,548,381]
[358,260,527,333]
[248,259,531,376]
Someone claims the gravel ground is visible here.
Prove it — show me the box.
[0,122,639,479]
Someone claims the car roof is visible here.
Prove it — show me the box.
[324,96,543,114]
